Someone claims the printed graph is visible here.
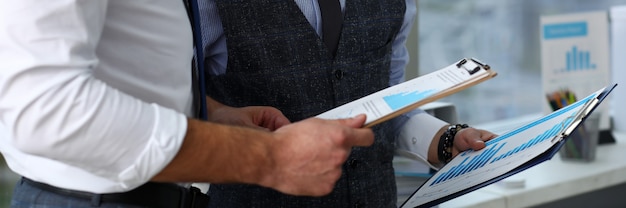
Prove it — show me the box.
[430,143,505,185]
[404,93,595,208]
[429,112,576,186]
[427,96,586,186]
[563,46,596,72]
[383,89,437,111]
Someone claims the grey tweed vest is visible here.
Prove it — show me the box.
[206,0,406,207]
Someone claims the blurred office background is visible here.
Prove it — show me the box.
[414,0,625,124]
[2,0,626,207]
[403,0,626,205]
[0,158,18,207]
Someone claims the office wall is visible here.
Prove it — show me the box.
[416,0,626,125]
[0,156,17,208]
[405,3,419,80]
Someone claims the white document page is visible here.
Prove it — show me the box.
[316,58,494,127]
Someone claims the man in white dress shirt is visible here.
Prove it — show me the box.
[0,1,375,207]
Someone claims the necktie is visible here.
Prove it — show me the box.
[183,0,208,120]
[318,0,342,57]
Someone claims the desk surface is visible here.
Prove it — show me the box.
[438,131,626,208]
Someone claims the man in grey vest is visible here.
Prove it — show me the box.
[199,0,496,207]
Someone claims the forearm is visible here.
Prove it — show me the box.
[153,118,274,185]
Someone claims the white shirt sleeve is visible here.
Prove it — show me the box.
[396,113,448,170]
[0,0,188,192]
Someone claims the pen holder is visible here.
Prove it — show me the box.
[559,113,600,162]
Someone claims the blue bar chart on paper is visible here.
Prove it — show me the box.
[383,89,437,111]
[319,88,437,123]
[402,91,598,208]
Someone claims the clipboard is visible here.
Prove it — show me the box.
[400,83,618,208]
[316,58,497,128]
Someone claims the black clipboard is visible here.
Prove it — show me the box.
[401,83,617,208]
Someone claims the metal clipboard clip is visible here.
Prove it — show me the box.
[550,96,600,143]
[456,58,491,75]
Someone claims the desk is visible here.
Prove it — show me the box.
[438,131,626,208]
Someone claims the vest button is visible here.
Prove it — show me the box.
[348,159,359,169]
[334,69,344,79]
[353,202,364,208]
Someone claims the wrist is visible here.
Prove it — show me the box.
[255,136,278,189]
[236,129,275,186]
[437,124,469,165]
[205,96,229,119]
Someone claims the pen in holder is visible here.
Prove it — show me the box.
[547,90,599,162]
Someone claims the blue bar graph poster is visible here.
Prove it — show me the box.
[540,11,611,130]
[401,88,604,208]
